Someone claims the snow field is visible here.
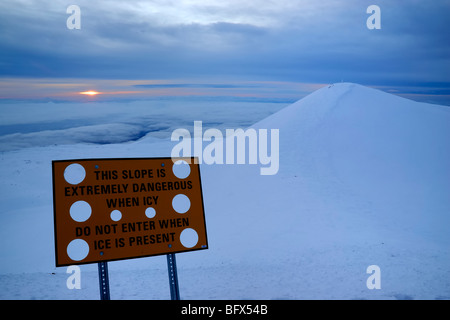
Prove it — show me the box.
[1,83,449,299]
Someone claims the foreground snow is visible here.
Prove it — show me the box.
[1,83,449,299]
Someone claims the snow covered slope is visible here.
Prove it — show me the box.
[253,83,450,246]
[198,83,450,299]
[1,83,449,299]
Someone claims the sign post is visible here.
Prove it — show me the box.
[167,253,180,300]
[52,157,207,299]
[98,261,110,300]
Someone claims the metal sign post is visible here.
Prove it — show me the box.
[98,261,110,300]
[167,253,180,300]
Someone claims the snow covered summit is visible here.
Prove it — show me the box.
[257,82,450,238]
[205,82,450,299]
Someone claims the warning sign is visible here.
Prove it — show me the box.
[52,157,208,267]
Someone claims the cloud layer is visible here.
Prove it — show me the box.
[1,0,449,88]
[0,98,286,151]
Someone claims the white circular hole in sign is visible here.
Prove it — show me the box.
[64,163,86,185]
[145,207,156,218]
[69,200,92,222]
[172,194,191,214]
[110,209,122,222]
[172,160,191,179]
[180,228,199,248]
[67,239,89,261]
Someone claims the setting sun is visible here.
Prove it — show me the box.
[80,90,100,96]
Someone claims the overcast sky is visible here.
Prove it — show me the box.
[0,0,449,104]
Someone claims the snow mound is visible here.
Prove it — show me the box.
[255,83,450,241]
[199,82,450,299]
[253,82,450,243]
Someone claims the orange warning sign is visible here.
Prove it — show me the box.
[52,157,208,267]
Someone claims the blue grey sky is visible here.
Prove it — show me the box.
[0,0,449,104]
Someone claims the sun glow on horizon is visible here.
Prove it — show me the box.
[79,90,100,96]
